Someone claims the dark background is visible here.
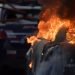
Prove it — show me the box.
[0,0,41,75]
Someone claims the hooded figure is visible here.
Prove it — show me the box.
[26,27,75,75]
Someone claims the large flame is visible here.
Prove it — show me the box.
[27,0,75,45]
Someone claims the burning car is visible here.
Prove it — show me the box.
[26,0,75,75]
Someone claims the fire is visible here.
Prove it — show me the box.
[66,22,75,44]
[29,62,32,69]
[37,15,70,41]
[27,0,75,45]
[27,36,40,45]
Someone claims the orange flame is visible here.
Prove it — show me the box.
[29,62,32,69]
[27,5,75,45]
[27,36,40,45]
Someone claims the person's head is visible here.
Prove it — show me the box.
[55,27,68,43]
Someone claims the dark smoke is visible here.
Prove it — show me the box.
[58,0,75,20]
[38,0,62,7]
[38,0,75,20]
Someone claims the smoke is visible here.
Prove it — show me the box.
[58,0,75,20]
[38,0,75,20]
[38,0,61,6]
